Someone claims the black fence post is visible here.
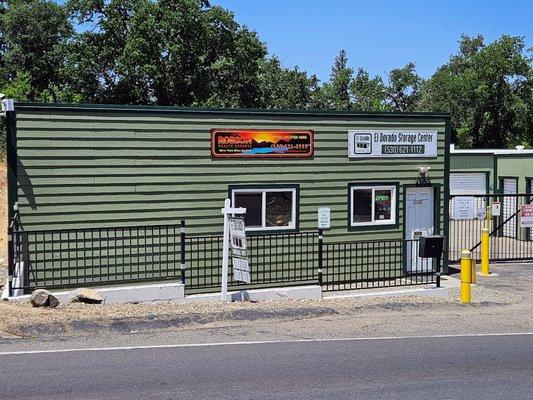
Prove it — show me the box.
[7,219,14,297]
[318,228,323,286]
[7,209,20,297]
[180,220,186,285]
[435,257,441,288]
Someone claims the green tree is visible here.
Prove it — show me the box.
[384,62,422,112]
[0,0,72,101]
[421,34,532,148]
[66,0,267,107]
[257,57,312,109]
[350,67,389,111]
[0,72,33,156]
[308,74,330,110]
[324,49,353,110]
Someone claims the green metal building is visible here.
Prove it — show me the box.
[450,144,533,195]
[8,103,450,239]
[5,103,451,292]
[449,144,533,252]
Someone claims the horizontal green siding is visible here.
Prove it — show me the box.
[497,156,533,193]
[14,107,447,245]
[451,153,533,194]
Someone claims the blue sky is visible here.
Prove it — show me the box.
[55,0,531,82]
[211,0,532,82]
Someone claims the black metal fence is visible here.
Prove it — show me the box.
[8,218,441,297]
[322,239,437,291]
[449,194,533,262]
[185,231,319,294]
[9,223,183,294]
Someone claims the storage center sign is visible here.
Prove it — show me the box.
[348,130,438,158]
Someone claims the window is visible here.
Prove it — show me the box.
[349,184,397,227]
[231,186,298,231]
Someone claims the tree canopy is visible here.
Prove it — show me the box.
[1,0,532,150]
[420,34,532,148]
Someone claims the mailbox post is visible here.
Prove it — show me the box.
[418,235,445,287]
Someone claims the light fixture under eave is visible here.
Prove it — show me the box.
[416,166,432,186]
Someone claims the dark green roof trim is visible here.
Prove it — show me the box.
[14,101,451,119]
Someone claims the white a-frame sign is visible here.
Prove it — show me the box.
[221,198,247,301]
[229,217,250,284]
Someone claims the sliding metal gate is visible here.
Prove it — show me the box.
[449,194,533,262]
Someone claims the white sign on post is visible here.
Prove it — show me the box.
[229,217,251,284]
[348,130,438,158]
[317,207,331,229]
[454,196,475,220]
[491,202,501,217]
[520,204,533,228]
[221,199,246,301]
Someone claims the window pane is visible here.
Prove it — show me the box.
[234,193,262,227]
[374,189,392,221]
[265,191,293,227]
[352,189,372,223]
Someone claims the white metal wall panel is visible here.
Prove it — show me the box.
[450,173,487,195]
[449,173,487,219]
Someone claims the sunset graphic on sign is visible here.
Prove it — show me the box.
[211,129,314,158]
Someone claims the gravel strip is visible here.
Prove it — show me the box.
[1,263,529,339]
[0,288,513,338]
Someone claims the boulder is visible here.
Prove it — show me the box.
[30,289,52,307]
[48,293,60,308]
[68,288,103,304]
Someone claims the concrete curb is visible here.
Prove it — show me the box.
[6,282,186,305]
[323,286,450,300]
[184,285,323,303]
[4,280,452,305]
[4,283,322,305]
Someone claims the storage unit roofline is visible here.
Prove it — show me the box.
[14,102,451,119]
[450,143,533,155]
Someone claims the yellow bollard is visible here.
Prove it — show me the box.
[471,258,477,284]
[485,205,491,229]
[460,250,472,303]
[481,227,490,276]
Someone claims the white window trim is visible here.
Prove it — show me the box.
[231,187,297,231]
[350,185,397,227]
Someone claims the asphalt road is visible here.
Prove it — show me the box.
[1,333,531,400]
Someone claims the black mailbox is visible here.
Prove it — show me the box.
[418,235,444,258]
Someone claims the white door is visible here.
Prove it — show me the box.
[405,187,435,273]
[502,179,517,238]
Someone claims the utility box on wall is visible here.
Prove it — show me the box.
[419,235,445,258]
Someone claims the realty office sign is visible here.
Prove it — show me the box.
[211,129,314,158]
[229,217,251,283]
[348,130,438,158]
